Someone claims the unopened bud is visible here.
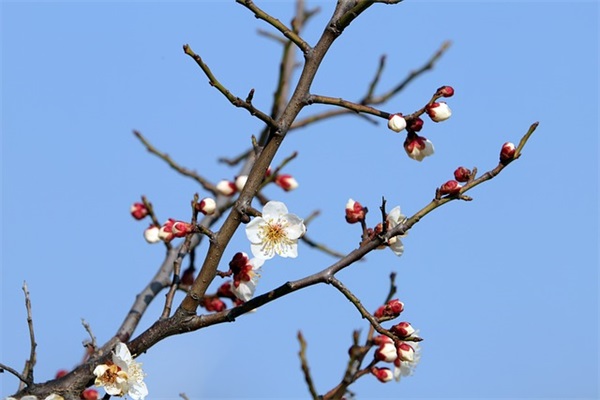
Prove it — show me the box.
[275,174,299,191]
[426,102,452,122]
[387,113,407,133]
[216,180,237,196]
[235,175,248,191]
[158,219,175,242]
[130,202,148,220]
[374,299,404,319]
[396,342,415,362]
[390,322,416,338]
[55,370,69,379]
[404,134,434,162]
[454,166,471,182]
[201,296,227,312]
[196,197,216,215]
[500,142,516,163]
[407,117,424,132]
[437,85,455,97]
[143,225,161,244]
[81,388,99,400]
[371,367,394,383]
[374,339,397,362]
[171,221,192,237]
[345,198,366,224]
[439,180,462,196]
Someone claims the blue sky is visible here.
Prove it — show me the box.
[1,1,598,399]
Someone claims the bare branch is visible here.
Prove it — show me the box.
[306,94,390,119]
[21,282,36,387]
[134,130,219,195]
[183,44,277,129]
[236,0,312,53]
[81,318,97,350]
[0,362,29,386]
[297,331,319,400]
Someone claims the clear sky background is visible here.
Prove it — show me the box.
[1,1,598,399]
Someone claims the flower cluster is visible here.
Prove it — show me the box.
[93,342,148,400]
[387,85,454,161]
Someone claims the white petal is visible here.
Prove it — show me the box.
[128,381,149,400]
[114,343,133,365]
[278,242,298,258]
[251,242,274,260]
[389,239,404,256]
[283,215,306,240]
[245,217,265,243]
[250,257,265,269]
[262,201,288,219]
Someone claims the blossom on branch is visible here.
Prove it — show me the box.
[404,133,435,162]
[386,206,408,256]
[235,175,248,191]
[345,198,366,224]
[394,341,421,381]
[229,252,264,301]
[196,197,216,215]
[371,366,394,383]
[93,342,148,400]
[245,201,306,260]
[216,180,237,196]
[500,141,516,163]
[143,225,160,244]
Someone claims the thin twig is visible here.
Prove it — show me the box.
[134,130,218,195]
[0,362,29,386]
[141,195,172,251]
[81,318,97,349]
[183,44,277,129]
[236,0,312,53]
[21,282,36,387]
[297,331,319,400]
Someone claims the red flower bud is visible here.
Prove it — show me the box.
[407,117,424,132]
[500,142,516,163]
[437,85,455,97]
[274,174,299,191]
[345,199,366,224]
[130,202,148,220]
[453,166,471,182]
[439,180,462,196]
[390,321,416,338]
[371,367,394,383]
[81,388,99,400]
[55,369,69,379]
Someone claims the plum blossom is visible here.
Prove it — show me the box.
[371,366,394,383]
[143,225,160,244]
[387,113,407,133]
[94,342,148,400]
[404,133,434,162]
[245,201,306,260]
[394,341,421,381]
[229,252,265,301]
[386,206,408,256]
[426,101,452,122]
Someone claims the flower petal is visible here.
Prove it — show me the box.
[278,242,298,258]
[283,215,306,240]
[251,242,274,260]
[262,201,288,220]
[389,238,404,256]
[245,217,265,243]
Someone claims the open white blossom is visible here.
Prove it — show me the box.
[94,342,148,400]
[386,206,408,256]
[245,201,306,260]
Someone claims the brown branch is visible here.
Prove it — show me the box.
[236,0,312,53]
[0,362,29,386]
[297,331,319,400]
[21,282,36,387]
[81,318,97,350]
[306,94,390,119]
[134,130,219,195]
[183,44,277,129]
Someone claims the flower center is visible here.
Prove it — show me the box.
[259,218,293,257]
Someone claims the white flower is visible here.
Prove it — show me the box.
[245,201,306,260]
[231,256,264,302]
[386,206,408,256]
[426,101,452,122]
[235,175,248,191]
[394,341,421,381]
[44,395,64,400]
[94,342,148,400]
[387,113,407,133]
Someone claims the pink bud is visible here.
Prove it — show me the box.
[345,198,366,224]
[275,174,299,191]
[374,299,404,319]
[235,175,248,191]
[396,342,415,362]
[217,281,236,300]
[55,369,69,379]
[439,180,462,196]
[158,219,176,242]
[390,322,416,338]
[437,85,455,97]
[81,388,99,400]
[372,335,393,346]
[375,340,398,362]
[130,202,148,220]
[196,197,216,215]
[201,296,227,312]
[171,221,192,237]
[143,224,161,244]
[500,142,516,163]
[371,367,394,383]
[426,102,452,122]
[216,180,237,196]
[453,166,471,182]
[404,133,435,162]
[407,117,424,132]
[387,113,407,133]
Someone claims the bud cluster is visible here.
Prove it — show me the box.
[387,85,455,162]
